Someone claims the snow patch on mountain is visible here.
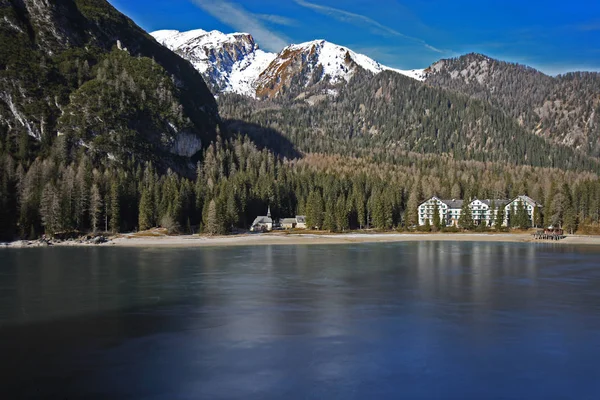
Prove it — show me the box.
[152,29,424,98]
[281,40,424,83]
[151,29,276,97]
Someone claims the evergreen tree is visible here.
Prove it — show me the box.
[406,185,420,227]
[335,195,349,232]
[513,200,531,229]
[495,206,505,230]
[89,184,103,232]
[109,181,120,233]
[205,199,223,235]
[458,200,474,230]
[432,202,441,231]
[138,186,154,231]
[489,200,497,227]
[40,183,61,235]
[424,218,432,232]
[306,191,323,229]
[225,191,239,231]
[322,196,337,232]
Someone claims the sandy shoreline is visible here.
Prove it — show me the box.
[4,232,599,248]
[111,233,600,247]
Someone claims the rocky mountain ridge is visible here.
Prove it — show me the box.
[151,29,424,99]
[424,53,600,155]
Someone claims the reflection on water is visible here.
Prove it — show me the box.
[1,242,600,399]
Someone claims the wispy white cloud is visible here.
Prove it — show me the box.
[191,0,290,52]
[293,0,444,53]
[256,14,298,27]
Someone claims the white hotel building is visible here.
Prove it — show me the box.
[418,195,541,227]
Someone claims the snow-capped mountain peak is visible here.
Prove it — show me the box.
[151,29,424,99]
[151,29,276,96]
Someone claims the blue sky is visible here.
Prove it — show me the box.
[109,0,600,75]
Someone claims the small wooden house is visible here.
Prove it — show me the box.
[281,218,298,229]
[280,216,308,230]
[295,216,307,229]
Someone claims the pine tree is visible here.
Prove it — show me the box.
[406,185,420,227]
[489,200,497,227]
[306,191,323,229]
[226,191,239,231]
[371,190,386,230]
[335,195,349,232]
[495,206,505,230]
[322,196,336,232]
[138,186,154,231]
[109,181,120,233]
[89,184,103,232]
[424,218,432,232]
[205,199,223,235]
[513,200,530,229]
[354,190,367,229]
[40,183,61,235]
[458,200,474,230]
[432,202,441,231]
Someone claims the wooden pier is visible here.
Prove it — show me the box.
[533,228,566,241]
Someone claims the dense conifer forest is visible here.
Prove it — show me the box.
[2,131,600,241]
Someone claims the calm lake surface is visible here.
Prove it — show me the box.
[1,242,600,399]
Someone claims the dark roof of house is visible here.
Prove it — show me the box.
[478,199,510,207]
[281,218,297,224]
[418,197,463,208]
[440,199,464,209]
[295,216,306,223]
[510,195,542,207]
[420,196,536,210]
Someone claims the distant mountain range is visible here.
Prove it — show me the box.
[151,28,600,158]
[1,1,599,175]
[425,53,600,154]
[151,29,424,99]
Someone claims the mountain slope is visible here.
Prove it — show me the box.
[0,0,219,167]
[254,40,423,99]
[425,53,600,155]
[219,70,599,172]
[151,29,424,99]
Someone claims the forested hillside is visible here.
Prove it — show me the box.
[2,133,599,241]
[425,53,600,155]
[0,0,219,169]
[218,71,599,172]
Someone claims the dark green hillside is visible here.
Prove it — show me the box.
[425,54,600,156]
[0,0,218,167]
[219,71,599,172]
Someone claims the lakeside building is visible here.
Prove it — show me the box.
[504,195,542,227]
[280,216,308,230]
[251,210,307,231]
[250,207,273,232]
[418,195,541,227]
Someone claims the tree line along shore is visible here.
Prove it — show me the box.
[2,134,600,242]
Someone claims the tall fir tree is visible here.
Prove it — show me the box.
[138,186,154,231]
[89,184,103,233]
[110,181,120,234]
[432,202,442,231]
[458,200,474,230]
